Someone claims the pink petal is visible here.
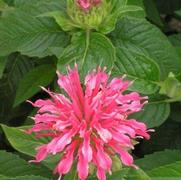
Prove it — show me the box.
[108,78,129,92]
[81,131,93,162]
[27,123,52,134]
[118,149,134,166]
[77,0,91,10]
[47,130,76,154]
[93,123,112,143]
[110,129,133,148]
[94,138,112,171]
[97,168,106,180]
[77,149,89,180]
[29,99,53,107]
[54,141,77,176]
[31,145,48,162]
[114,125,136,138]
[109,141,133,166]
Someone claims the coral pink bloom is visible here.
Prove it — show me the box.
[77,0,91,11]
[28,66,152,180]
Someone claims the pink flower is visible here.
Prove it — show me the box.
[28,66,152,180]
[77,0,91,11]
[76,0,102,11]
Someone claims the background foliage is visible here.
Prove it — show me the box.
[0,0,181,179]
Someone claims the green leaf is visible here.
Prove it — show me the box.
[1,124,46,157]
[14,0,66,12]
[0,0,9,11]
[1,124,60,170]
[0,56,7,78]
[151,178,181,180]
[0,54,35,122]
[39,11,74,32]
[0,175,49,180]
[175,9,181,17]
[126,0,145,18]
[63,164,78,180]
[14,64,56,107]
[169,34,181,47]
[127,0,144,8]
[99,4,144,34]
[108,168,150,180]
[143,0,163,27]
[2,0,13,6]
[159,73,181,101]
[88,168,150,180]
[96,8,118,34]
[169,34,181,62]
[148,161,181,177]
[111,17,181,79]
[136,149,181,171]
[58,32,116,77]
[131,101,170,128]
[0,151,52,178]
[0,8,68,57]
[113,47,160,94]
[120,5,144,15]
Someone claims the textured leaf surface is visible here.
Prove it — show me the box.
[113,47,160,94]
[112,17,181,79]
[148,161,181,177]
[126,0,145,18]
[1,124,46,156]
[131,101,170,128]
[58,32,115,77]
[14,64,56,107]
[0,56,7,78]
[0,151,52,178]
[88,168,150,180]
[0,175,49,180]
[136,150,181,171]
[2,0,13,6]
[0,0,9,11]
[15,0,66,10]
[143,0,163,27]
[1,124,62,171]
[0,54,35,122]
[108,168,150,180]
[0,7,68,57]
[169,34,181,47]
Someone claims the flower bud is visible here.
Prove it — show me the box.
[77,0,91,11]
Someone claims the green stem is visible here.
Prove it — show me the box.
[81,29,90,69]
[149,98,179,104]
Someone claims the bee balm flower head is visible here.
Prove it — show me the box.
[28,65,152,180]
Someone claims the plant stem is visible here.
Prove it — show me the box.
[149,98,179,104]
[81,29,90,69]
